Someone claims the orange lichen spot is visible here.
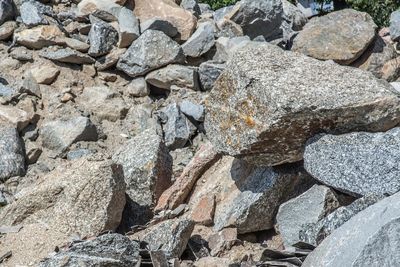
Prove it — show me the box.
[244,116,255,127]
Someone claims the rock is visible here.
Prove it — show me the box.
[381,56,400,82]
[300,194,384,246]
[112,130,172,225]
[10,47,33,61]
[205,42,400,166]
[95,47,126,70]
[0,126,25,182]
[0,83,16,98]
[199,3,212,15]
[134,0,197,41]
[194,256,234,267]
[125,77,150,97]
[39,234,140,267]
[20,73,41,97]
[140,218,194,258]
[25,141,42,164]
[191,194,216,226]
[140,18,178,38]
[77,0,121,18]
[40,48,95,64]
[213,36,250,62]
[216,18,243,38]
[0,158,126,237]
[0,20,16,40]
[20,0,52,27]
[117,30,185,77]
[390,10,400,41]
[116,7,140,48]
[292,9,377,65]
[208,228,237,256]
[180,100,204,121]
[181,0,201,17]
[16,25,65,50]
[41,116,98,154]
[0,0,15,26]
[213,5,235,22]
[226,0,283,40]
[276,185,339,249]
[304,128,400,196]
[64,37,90,52]
[30,65,60,85]
[182,21,215,58]
[78,86,128,122]
[282,0,307,31]
[302,191,400,267]
[67,148,94,160]
[0,105,33,131]
[198,61,225,91]
[88,16,118,57]
[145,64,200,91]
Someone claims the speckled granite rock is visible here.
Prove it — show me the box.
[304,128,400,196]
[88,16,118,57]
[205,42,400,166]
[0,126,25,182]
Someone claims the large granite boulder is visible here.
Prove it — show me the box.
[304,128,400,196]
[205,42,400,166]
[0,126,25,181]
[292,9,377,65]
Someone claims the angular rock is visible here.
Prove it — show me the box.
[30,65,60,85]
[381,56,400,82]
[0,158,126,237]
[39,234,140,267]
[191,194,216,226]
[276,185,339,249]
[216,18,243,38]
[145,64,199,91]
[0,0,15,26]
[302,191,400,267]
[292,9,377,65]
[20,73,41,97]
[198,60,225,91]
[390,10,400,42]
[213,5,235,22]
[0,20,16,40]
[0,126,25,182]
[282,0,307,31]
[134,0,197,41]
[95,47,126,70]
[180,100,204,122]
[77,0,121,18]
[40,48,95,64]
[64,37,90,52]
[140,18,178,38]
[0,83,16,98]
[15,25,65,50]
[226,0,283,40]
[20,0,51,27]
[205,42,400,166]
[117,30,185,77]
[125,77,150,97]
[213,36,250,62]
[181,0,201,17]
[304,128,400,196]
[208,228,237,256]
[116,7,140,48]
[182,21,215,58]
[0,105,33,130]
[88,16,118,57]
[41,116,98,154]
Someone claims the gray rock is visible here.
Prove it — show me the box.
[140,18,178,38]
[160,103,192,150]
[0,0,15,26]
[145,64,200,91]
[116,7,139,48]
[214,5,234,22]
[20,73,41,98]
[40,48,95,65]
[276,185,339,250]
[39,234,140,267]
[20,0,51,27]
[142,219,194,258]
[182,21,215,58]
[302,191,400,267]
[199,3,212,15]
[300,194,384,246]
[67,148,94,160]
[304,128,400,196]
[117,30,185,77]
[125,77,149,97]
[41,116,98,154]
[198,60,225,91]
[390,10,400,42]
[0,83,17,98]
[0,191,6,206]
[205,42,400,166]
[216,18,243,38]
[180,0,201,17]
[0,126,25,182]
[282,0,307,31]
[88,16,118,57]
[0,20,16,40]
[226,0,283,40]
[213,36,250,62]
[180,100,204,122]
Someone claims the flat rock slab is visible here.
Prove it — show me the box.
[304,128,400,196]
[292,9,377,65]
[40,48,95,64]
[205,42,400,166]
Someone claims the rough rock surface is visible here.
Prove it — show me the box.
[205,42,400,166]
[15,25,65,50]
[0,126,25,181]
[88,16,119,57]
[0,0,15,26]
[390,10,400,42]
[182,21,215,58]
[145,64,199,91]
[292,9,377,65]
[40,48,95,64]
[199,61,225,91]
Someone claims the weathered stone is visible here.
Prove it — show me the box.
[205,42,400,166]
[95,47,126,70]
[30,65,60,85]
[213,36,250,62]
[116,7,140,48]
[198,60,225,91]
[41,116,98,154]
[134,0,197,41]
[292,9,377,65]
[0,158,126,237]
[182,21,215,58]
[0,83,16,98]
[213,5,235,22]
[191,194,216,226]
[0,0,15,26]
[145,64,199,91]
[282,0,307,31]
[20,73,41,97]
[64,37,90,52]
[199,3,212,15]
[216,18,243,38]
[40,48,95,64]
[304,128,400,196]
[88,16,118,57]
[39,234,140,267]
[0,20,16,40]
[15,25,65,50]
[0,105,33,130]
[0,126,25,182]
[300,194,384,246]
[25,140,42,164]
[302,191,400,267]
[181,0,201,17]
[9,47,33,61]
[194,256,234,267]
[381,56,400,82]
[208,228,237,256]
[77,0,121,18]
[390,10,400,42]
[117,30,185,77]
[20,0,52,27]
[180,100,204,121]
[140,18,178,38]
[276,185,339,249]
[226,0,283,40]
[125,77,150,97]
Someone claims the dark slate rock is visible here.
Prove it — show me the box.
[88,16,118,57]
[0,0,15,26]
[390,10,400,42]
[198,60,225,91]
[40,48,95,64]
[182,21,215,58]
[0,126,25,182]
[304,128,400,196]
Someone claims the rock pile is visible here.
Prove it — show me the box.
[1,0,400,266]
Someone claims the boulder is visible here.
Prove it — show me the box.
[117,30,185,77]
[304,128,400,196]
[205,42,400,166]
[0,0,15,26]
[302,191,400,267]
[40,48,95,64]
[292,9,377,65]
[88,16,118,57]
[198,60,225,91]
[0,126,25,182]
[182,21,215,58]
[134,0,197,41]
[15,25,65,50]
[390,10,400,42]
[276,185,339,249]
[140,18,178,38]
